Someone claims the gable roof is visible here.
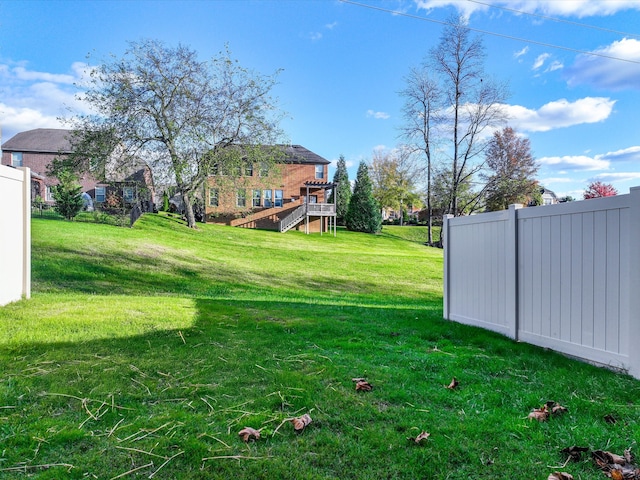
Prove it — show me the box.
[280,145,330,165]
[2,128,74,154]
[2,129,329,166]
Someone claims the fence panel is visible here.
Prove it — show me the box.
[0,166,31,306]
[443,207,517,339]
[443,187,640,377]
[515,195,631,369]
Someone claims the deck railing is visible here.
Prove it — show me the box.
[279,204,306,232]
[306,203,336,215]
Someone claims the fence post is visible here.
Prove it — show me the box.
[628,187,640,377]
[19,167,31,300]
[506,204,522,340]
[442,214,454,320]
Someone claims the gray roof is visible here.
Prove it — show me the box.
[2,128,74,154]
[2,129,330,165]
[280,145,330,165]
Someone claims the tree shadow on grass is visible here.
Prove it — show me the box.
[1,296,638,479]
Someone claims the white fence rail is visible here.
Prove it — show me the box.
[0,165,31,306]
[443,186,640,378]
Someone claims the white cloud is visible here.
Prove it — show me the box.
[532,53,550,70]
[503,97,615,132]
[566,38,640,91]
[0,61,91,141]
[591,171,640,184]
[600,146,640,163]
[514,46,529,60]
[538,155,610,171]
[413,0,640,18]
[0,104,65,138]
[546,61,564,72]
[366,109,390,120]
[325,21,338,29]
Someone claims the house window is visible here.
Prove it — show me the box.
[46,185,54,202]
[308,195,318,204]
[209,188,219,207]
[252,189,261,207]
[274,189,283,207]
[262,190,273,208]
[236,189,246,207]
[95,186,106,202]
[244,162,253,177]
[259,162,269,177]
[315,164,324,179]
[11,152,23,167]
[123,186,134,203]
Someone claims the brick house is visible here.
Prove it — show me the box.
[206,145,337,233]
[1,128,155,210]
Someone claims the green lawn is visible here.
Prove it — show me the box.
[0,214,638,479]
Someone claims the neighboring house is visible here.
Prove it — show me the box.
[1,128,155,211]
[206,144,336,233]
[382,205,421,223]
[540,187,558,206]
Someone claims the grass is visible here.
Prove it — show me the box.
[1,214,639,479]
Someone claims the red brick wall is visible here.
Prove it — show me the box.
[1,151,100,202]
[205,162,329,219]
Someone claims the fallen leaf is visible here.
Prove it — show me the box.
[592,449,640,479]
[291,413,312,432]
[410,431,430,444]
[610,468,624,480]
[561,446,588,462]
[238,427,261,442]
[528,405,550,422]
[548,472,574,480]
[446,377,459,389]
[355,380,373,391]
[549,402,568,416]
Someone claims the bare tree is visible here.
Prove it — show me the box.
[68,40,284,228]
[430,15,508,216]
[400,66,441,244]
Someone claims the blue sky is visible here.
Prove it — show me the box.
[1,0,640,199]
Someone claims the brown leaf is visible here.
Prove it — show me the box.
[610,466,624,480]
[408,431,430,444]
[528,405,550,422]
[355,380,373,391]
[446,377,459,389]
[548,472,574,480]
[238,427,261,442]
[291,413,312,432]
[561,446,589,462]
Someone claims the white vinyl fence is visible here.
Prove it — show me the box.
[443,186,640,378]
[0,165,31,306]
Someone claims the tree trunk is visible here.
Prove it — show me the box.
[182,191,197,228]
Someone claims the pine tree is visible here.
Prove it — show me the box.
[53,169,84,220]
[330,155,351,225]
[346,161,382,234]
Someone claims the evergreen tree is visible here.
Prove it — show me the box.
[346,161,382,234]
[53,169,84,220]
[329,155,351,225]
